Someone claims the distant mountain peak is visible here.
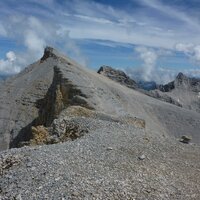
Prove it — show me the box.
[175,72,188,83]
[97,65,138,89]
[158,72,200,93]
[176,72,185,79]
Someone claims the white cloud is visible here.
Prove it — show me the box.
[73,14,114,25]
[193,46,200,62]
[138,0,200,31]
[175,43,194,54]
[57,0,200,50]
[6,51,16,62]
[89,40,132,48]
[136,47,157,66]
[126,66,177,84]
[0,15,87,75]
[127,46,179,84]
[182,68,200,77]
[1,0,200,77]
[24,30,45,56]
[1,16,50,72]
[126,63,200,85]
[2,0,200,51]
[175,43,200,64]
[135,46,158,81]
[0,51,21,75]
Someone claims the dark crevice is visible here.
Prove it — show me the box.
[9,66,92,148]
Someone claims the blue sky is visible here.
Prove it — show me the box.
[1,0,200,83]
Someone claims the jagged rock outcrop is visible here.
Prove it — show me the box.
[155,72,200,113]
[0,47,56,150]
[158,72,200,92]
[0,47,94,150]
[158,81,175,92]
[97,65,138,89]
[143,73,200,112]
[36,66,92,127]
[175,72,200,91]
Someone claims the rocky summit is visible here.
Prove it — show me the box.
[0,47,200,200]
[152,72,200,113]
[97,65,138,89]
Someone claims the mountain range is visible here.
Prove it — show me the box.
[0,47,199,199]
[98,65,200,112]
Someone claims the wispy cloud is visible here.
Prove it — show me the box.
[0,13,87,73]
[138,0,200,30]
[1,0,200,77]
[1,0,200,49]
[126,65,200,84]
[175,43,200,64]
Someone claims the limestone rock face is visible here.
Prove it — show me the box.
[0,46,93,150]
[0,48,56,150]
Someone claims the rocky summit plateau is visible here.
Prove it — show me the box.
[0,47,200,200]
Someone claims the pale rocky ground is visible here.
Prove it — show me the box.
[0,47,200,199]
[0,119,200,200]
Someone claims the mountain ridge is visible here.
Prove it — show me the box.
[158,72,200,92]
[97,65,200,113]
[0,47,200,151]
[0,47,200,199]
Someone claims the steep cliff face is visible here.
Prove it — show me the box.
[0,48,56,150]
[8,48,96,148]
[36,66,92,127]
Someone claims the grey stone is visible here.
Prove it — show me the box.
[26,162,32,168]
[15,194,22,200]
[138,154,146,160]
[180,135,192,144]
